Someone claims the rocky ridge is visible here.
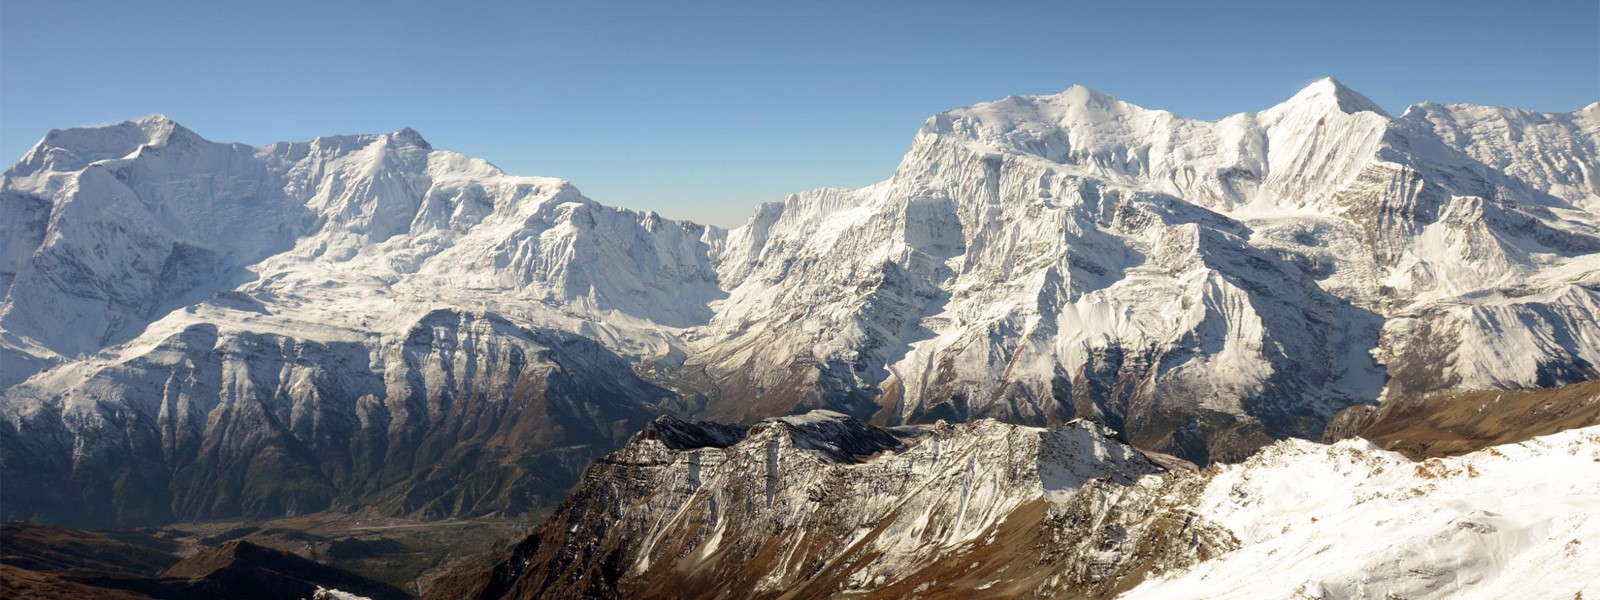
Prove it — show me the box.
[430,410,1234,599]
[442,410,1600,600]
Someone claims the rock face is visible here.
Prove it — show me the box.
[443,411,1600,600]
[1324,380,1600,459]
[1,309,669,526]
[3,80,1598,526]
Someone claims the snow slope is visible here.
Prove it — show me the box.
[1122,427,1600,600]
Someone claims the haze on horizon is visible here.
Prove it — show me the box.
[2,0,1595,227]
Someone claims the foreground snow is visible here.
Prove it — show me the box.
[1122,426,1600,600]
[312,587,372,600]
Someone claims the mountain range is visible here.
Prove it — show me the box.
[2,78,1598,532]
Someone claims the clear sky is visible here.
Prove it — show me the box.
[3,0,1596,226]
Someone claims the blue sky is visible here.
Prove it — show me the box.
[3,0,1596,226]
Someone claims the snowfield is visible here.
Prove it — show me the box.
[1123,426,1600,600]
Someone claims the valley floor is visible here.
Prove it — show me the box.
[0,513,530,599]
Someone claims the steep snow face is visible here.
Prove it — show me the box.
[1399,101,1600,214]
[0,116,723,387]
[1,116,308,383]
[1123,426,1600,600]
[691,78,1600,462]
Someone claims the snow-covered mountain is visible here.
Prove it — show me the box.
[433,410,1600,600]
[0,115,722,384]
[691,79,1600,462]
[2,79,1597,525]
[1,117,714,525]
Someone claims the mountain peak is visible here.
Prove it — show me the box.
[136,113,177,126]
[921,84,1144,141]
[391,127,432,150]
[9,115,203,177]
[1039,84,1145,115]
[1280,77,1390,117]
[1057,84,1118,103]
[639,414,747,450]
[132,114,201,148]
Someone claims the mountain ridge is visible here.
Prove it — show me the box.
[435,408,1600,599]
[685,77,1597,462]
